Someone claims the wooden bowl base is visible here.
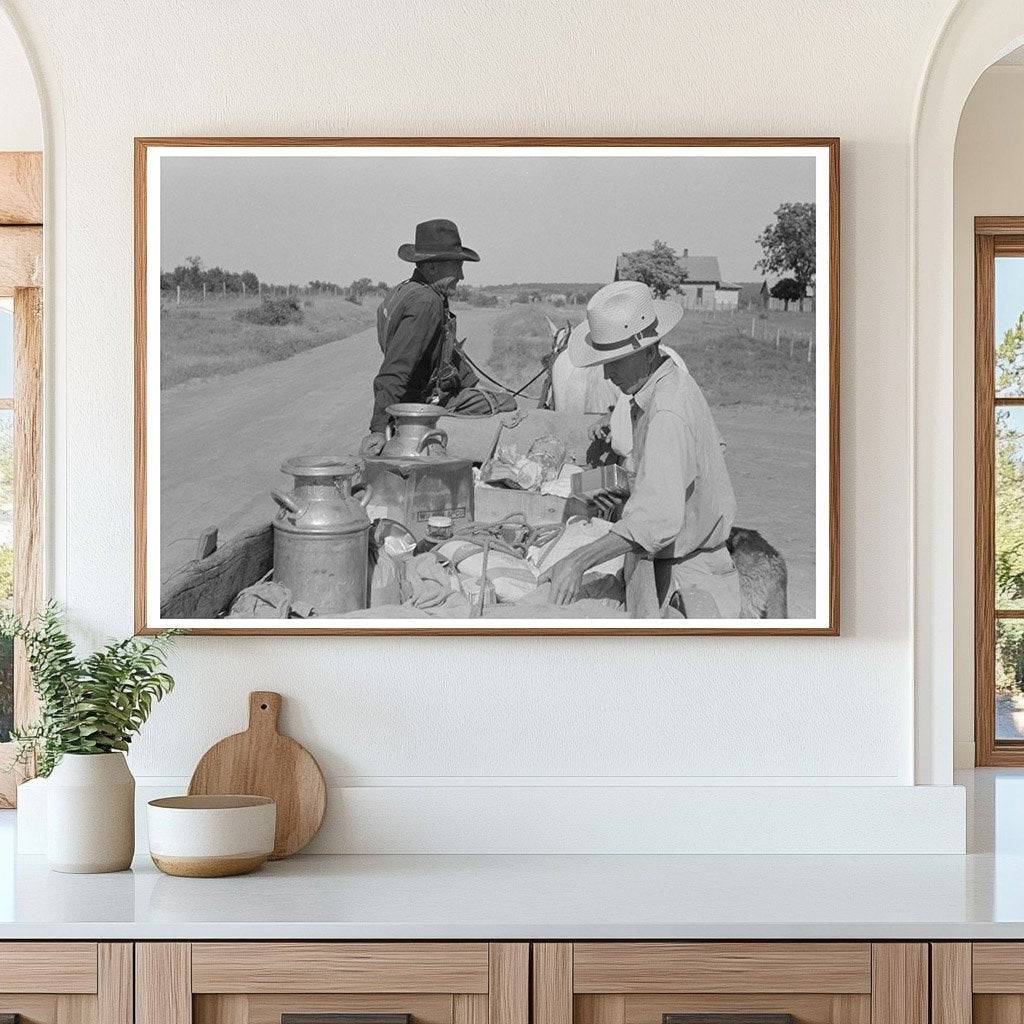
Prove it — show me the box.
[151,853,268,878]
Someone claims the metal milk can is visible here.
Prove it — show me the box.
[381,402,448,458]
[271,456,372,616]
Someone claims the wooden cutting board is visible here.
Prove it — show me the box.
[188,691,326,859]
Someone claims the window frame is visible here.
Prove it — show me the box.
[0,151,43,806]
[975,217,1024,765]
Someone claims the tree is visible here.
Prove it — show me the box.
[992,312,1024,696]
[616,239,687,299]
[348,277,374,302]
[756,203,816,308]
[996,313,1024,632]
[770,277,803,312]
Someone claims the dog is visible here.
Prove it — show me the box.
[727,527,788,619]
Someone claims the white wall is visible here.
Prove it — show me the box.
[0,0,974,851]
[952,65,1024,767]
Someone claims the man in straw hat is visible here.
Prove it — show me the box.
[538,280,741,618]
[361,218,492,457]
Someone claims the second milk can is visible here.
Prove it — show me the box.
[271,456,372,616]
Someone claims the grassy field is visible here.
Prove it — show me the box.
[160,294,378,388]
[484,303,584,396]
[485,302,816,411]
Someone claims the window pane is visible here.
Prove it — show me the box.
[0,409,12,742]
[998,619,1024,740]
[0,302,12,399]
[996,257,1024,396]
[997,407,1024,609]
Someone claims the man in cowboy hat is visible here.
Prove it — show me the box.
[538,280,741,618]
[360,218,492,456]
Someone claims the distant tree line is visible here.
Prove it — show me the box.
[161,257,388,301]
[161,256,259,295]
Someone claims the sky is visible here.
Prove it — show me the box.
[0,303,12,396]
[996,257,1024,341]
[159,150,816,287]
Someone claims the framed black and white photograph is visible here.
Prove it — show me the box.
[135,138,839,635]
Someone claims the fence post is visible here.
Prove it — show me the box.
[751,317,756,338]
[807,334,814,363]
[176,284,181,305]
[258,280,262,298]
[202,282,206,302]
[242,280,246,297]
[775,328,780,350]
[222,280,227,298]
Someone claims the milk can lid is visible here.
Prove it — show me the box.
[279,454,360,479]
[427,515,453,529]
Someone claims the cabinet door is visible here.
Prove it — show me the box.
[0,942,132,1024]
[534,943,927,1024]
[935,943,1024,1024]
[137,943,528,1024]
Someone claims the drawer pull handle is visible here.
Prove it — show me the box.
[664,1016,797,1024]
[283,1016,411,1024]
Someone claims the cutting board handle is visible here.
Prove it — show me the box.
[248,691,282,734]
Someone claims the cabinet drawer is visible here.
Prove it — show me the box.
[191,943,490,993]
[572,943,872,994]
[0,942,98,993]
[534,943,925,1024]
[0,942,130,1024]
[139,942,528,1024]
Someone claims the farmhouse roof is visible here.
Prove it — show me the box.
[615,253,723,285]
[737,281,770,303]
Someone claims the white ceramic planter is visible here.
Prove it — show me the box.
[46,752,135,873]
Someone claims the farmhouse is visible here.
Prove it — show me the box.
[737,281,770,309]
[614,249,740,309]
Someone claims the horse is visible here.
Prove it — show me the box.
[540,317,789,619]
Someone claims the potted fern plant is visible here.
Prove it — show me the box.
[2,604,177,873]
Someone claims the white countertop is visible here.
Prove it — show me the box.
[1,769,1021,941]
[1,848,1023,940]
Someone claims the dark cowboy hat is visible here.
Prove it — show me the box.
[398,219,480,263]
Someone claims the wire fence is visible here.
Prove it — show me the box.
[677,304,815,363]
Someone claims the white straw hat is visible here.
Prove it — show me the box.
[568,280,684,368]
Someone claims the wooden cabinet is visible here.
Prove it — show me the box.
[136,943,528,1024]
[931,943,1024,1024]
[532,943,928,1024]
[0,942,132,1024]
[0,938,946,1024]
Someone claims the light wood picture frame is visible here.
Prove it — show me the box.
[135,137,840,636]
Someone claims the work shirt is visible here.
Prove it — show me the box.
[609,358,736,559]
[370,271,477,433]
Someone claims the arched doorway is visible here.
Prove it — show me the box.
[914,0,1024,784]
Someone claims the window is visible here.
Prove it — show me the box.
[0,150,43,805]
[975,219,1024,764]
[0,299,11,745]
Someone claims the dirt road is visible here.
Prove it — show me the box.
[158,308,501,574]
[160,305,816,617]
